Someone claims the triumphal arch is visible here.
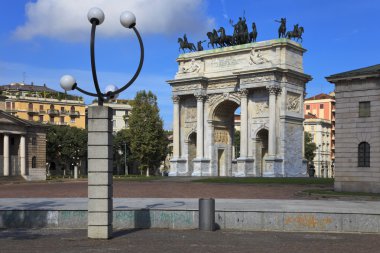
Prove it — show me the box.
[167,39,312,177]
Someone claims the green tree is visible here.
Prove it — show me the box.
[46,125,87,170]
[113,129,130,175]
[128,90,168,175]
[304,131,317,163]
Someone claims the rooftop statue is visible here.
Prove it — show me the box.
[275,18,286,38]
[249,22,258,43]
[178,34,196,53]
[286,24,304,42]
[197,40,206,51]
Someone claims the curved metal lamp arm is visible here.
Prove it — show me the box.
[90,21,105,105]
[75,86,99,97]
[109,27,145,96]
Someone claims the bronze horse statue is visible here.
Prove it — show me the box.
[206,30,220,48]
[286,25,304,42]
[178,38,196,53]
[217,27,234,47]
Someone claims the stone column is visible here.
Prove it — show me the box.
[87,106,113,239]
[192,91,210,176]
[267,85,281,157]
[239,89,248,158]
[264,85,282,177]
[172,95,180,158]
[235,89,254,177]
[3,134,9,176]
[20,135,26,176]
[195,93,205,158]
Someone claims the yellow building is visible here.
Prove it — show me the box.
[0,82,86,129]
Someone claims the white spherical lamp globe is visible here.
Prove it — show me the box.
[120,11,136,28]
[87,7,105,25]
[60,75,77,91]
[105,84,119,99]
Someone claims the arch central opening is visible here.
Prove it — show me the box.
[212,100,240,176]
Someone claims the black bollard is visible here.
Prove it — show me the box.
[199,198,215,231]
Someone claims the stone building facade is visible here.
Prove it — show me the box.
[0,82,86,129]
[326,64,380,193]
[168,39,311,177]
[0,110,47,180]
[304,93,336,177]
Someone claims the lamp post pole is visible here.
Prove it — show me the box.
[124,142,128,176]
[59,7,144,239]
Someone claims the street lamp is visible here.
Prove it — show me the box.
[60,8,144,105]
[59,7,144,240]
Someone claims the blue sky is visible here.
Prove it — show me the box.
[0,0,379,129]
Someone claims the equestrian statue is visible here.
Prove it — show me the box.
[178,34,197,53]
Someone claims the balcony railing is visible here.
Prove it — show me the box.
[60,110,70,115]
[5,108,18,113]
[55,122,69,126]
[47,109,60,116]
[69,111,80,117]
[27,109,39,115]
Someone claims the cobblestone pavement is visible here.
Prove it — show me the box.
[1,229,380,253]
[0,178,331,199]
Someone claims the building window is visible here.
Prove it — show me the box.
[32,137,37,145]
[50,116,54,123]
[306,105,310,110]
[113,109,117,116]
[28,115,33,121]
[39,105,44,111]
[32,156,37,168]
[320,104,324,109]
[28,103,33,110]
[6,102,11,109]
[70,117,75,123]
[39,115,44,122]
[60,116,65,123]
[358,142,370,167]
[359,101,370,117]
[70,106,75,112]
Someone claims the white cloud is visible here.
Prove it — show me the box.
[13,0,215,42]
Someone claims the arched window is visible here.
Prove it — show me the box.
[32,156,37,168]
[358,142,370,167]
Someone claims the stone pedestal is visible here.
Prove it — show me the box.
[169,158,187,176]
[235,158,254,177]
[192,158,210,176]
[264,157,283,177]
[87,106,113,239]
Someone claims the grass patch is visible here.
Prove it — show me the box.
[113,175,162,181]
[303,189,380,197]
[193,177,334,185]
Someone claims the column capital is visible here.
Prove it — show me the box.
[172,95,181,104]
[266,84,281,96]
[239,88,249,98]
[194,90,206,101]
